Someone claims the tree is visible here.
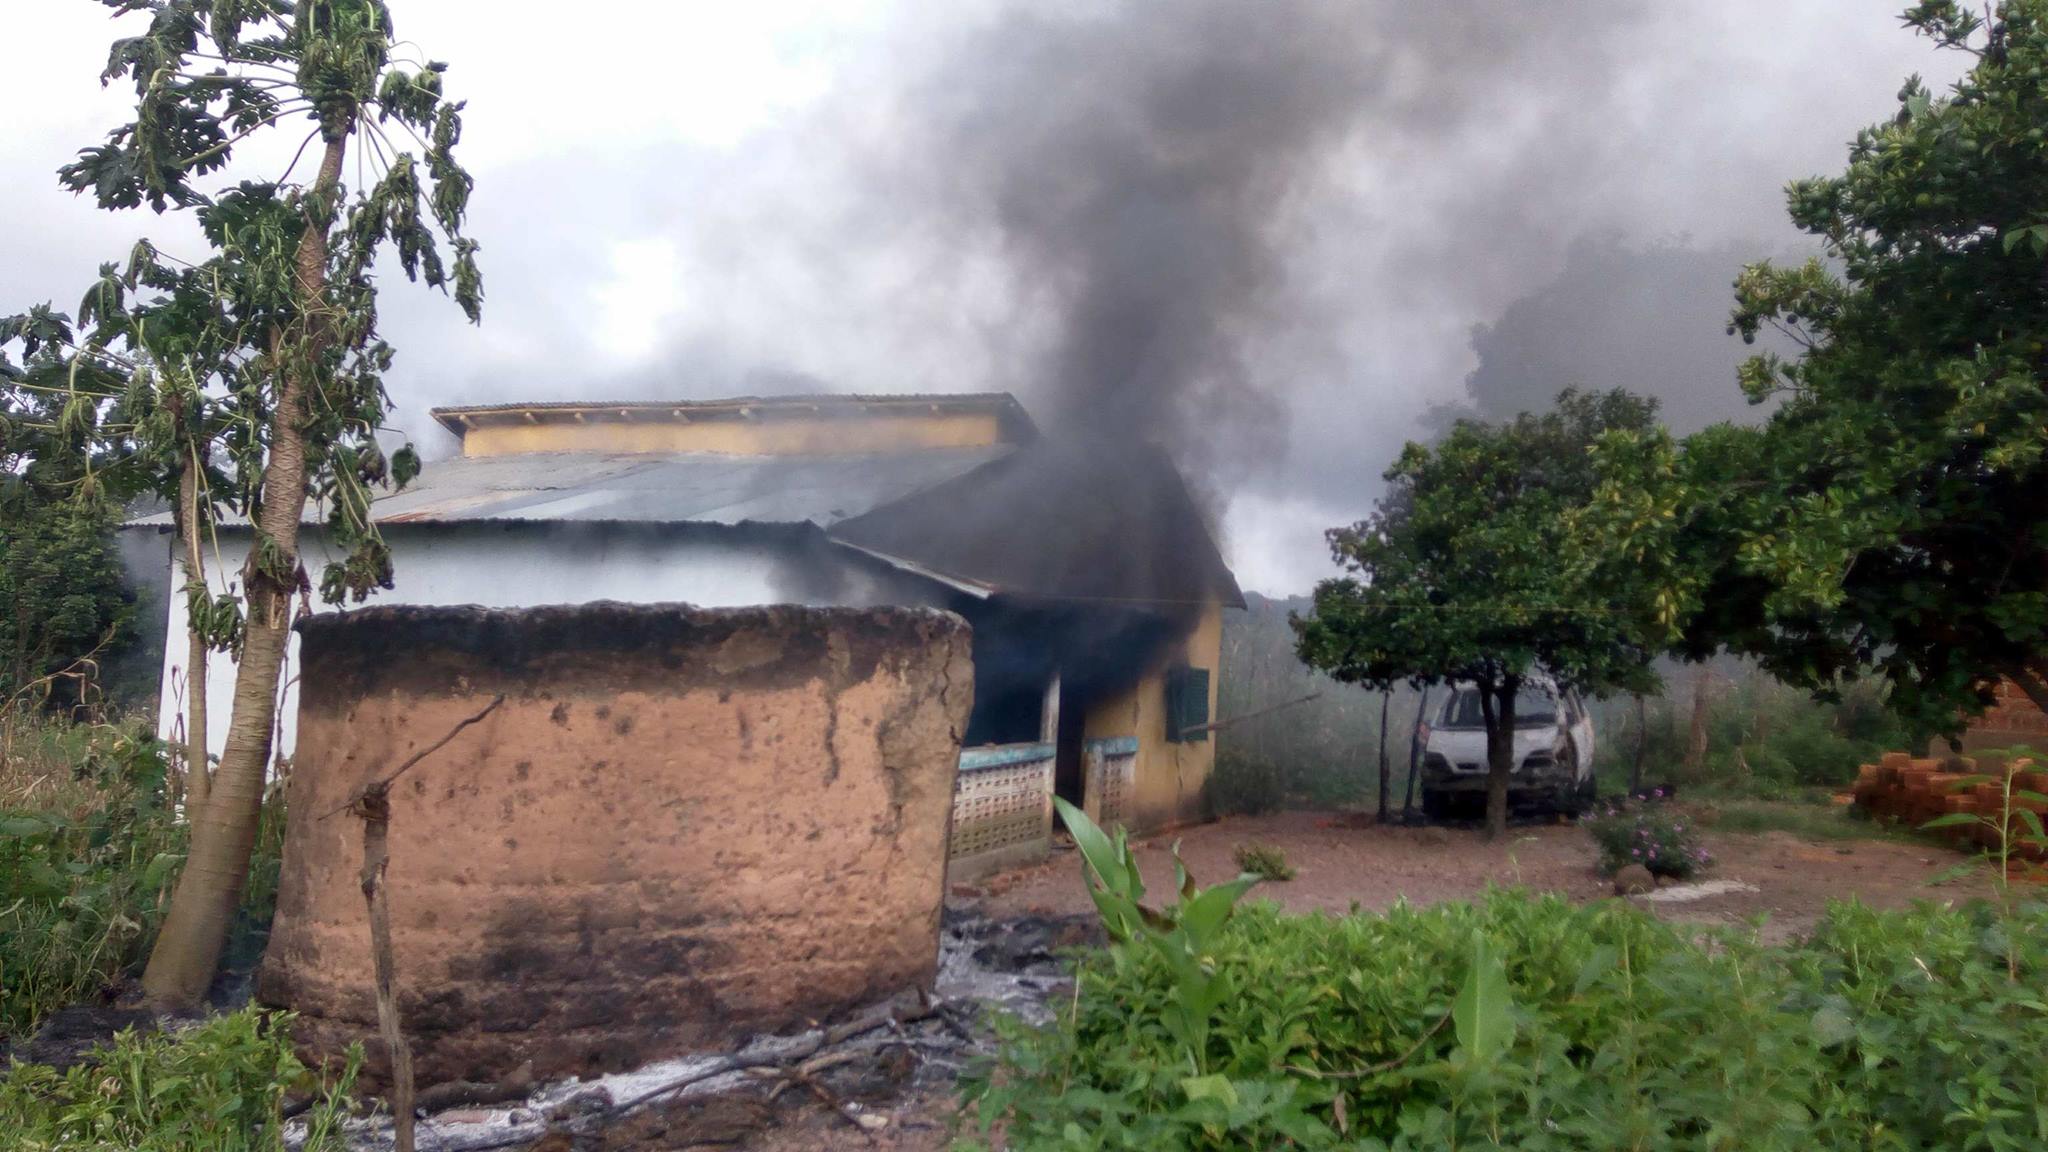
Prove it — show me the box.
[1595,2,2048,744]
[0,0,481,1008]
[1296,389,1664,837]
[0,388,131,709]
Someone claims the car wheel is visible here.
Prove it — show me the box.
[1421,788,1450,822]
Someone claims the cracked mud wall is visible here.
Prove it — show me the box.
[257,602,973,1087]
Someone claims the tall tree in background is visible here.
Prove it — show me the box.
[0,0,481,1008]
[0,386,131,708]
[1589,2,2048,743]
[1296,389,1665,837]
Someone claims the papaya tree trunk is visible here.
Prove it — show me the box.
[142,131,348,1010]
[1480,676,1519,839]
[178,447,210,818]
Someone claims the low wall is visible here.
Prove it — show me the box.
[947,742,1055,883]
[258,602,972,1087]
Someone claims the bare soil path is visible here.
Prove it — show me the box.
[970,807,1996,943]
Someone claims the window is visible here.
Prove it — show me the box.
[1438,685,1558,730]
[1165,666,1211,743]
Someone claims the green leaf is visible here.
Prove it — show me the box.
[1920,813,1979,830]
[1812,1001,1857,1048]
[1055,797,1129,901]
[2015,809,2045,841]
[1573,944,1619,995]
[0,815,50,837]
[1179,1074,1238,1108]
[1178,876,1258,940]
[1452,932,1516,1059]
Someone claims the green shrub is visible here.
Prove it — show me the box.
[0,713,288,1040]
[1207,750,1287,816]
[1232,842,1295,882]
[967,888,2048,1151]
[1593,671,1910,796]
[0,717,184,1040]
[0,1006,358,1151]
[1584,797,1712,879]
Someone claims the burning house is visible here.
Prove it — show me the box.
[123,392,1243,875]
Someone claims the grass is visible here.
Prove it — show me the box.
[0,710,288,1042]
[1682,787,1909,844]
[0,713,185,1041]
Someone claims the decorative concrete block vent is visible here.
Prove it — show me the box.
[257,602,973,1087]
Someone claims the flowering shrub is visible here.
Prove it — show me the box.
[1586,794,1712,879]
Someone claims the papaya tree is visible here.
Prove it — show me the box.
[0,0,482,1008]
[1296,389,1665,837]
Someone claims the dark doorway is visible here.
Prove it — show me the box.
[1054,686,1087,807]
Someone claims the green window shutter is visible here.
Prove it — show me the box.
[1166,666,1211,743]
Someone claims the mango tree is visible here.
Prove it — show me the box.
[1590,1,2048,744]
[1295,389,1664,838]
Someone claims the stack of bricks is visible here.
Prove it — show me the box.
[1852,750,2048,863]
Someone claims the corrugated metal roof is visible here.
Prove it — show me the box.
[126,446,1015,529]
[430,392,1036,437]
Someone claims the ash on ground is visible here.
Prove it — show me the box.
[301,906,1099,1150]
[934,907,1099,1028]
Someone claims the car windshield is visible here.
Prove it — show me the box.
[1438,686,1557,730]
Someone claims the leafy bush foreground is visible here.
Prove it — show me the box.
[1,713,289,1043]
[971,807,2048,1150]
[0,719,184,1040]
[0,1007,357,1152]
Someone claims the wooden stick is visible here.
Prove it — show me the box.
[321,696,505,820]
[355,785,415,1152]
[1177,692,1322,736]
[340,697,504,1152]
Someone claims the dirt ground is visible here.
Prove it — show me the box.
[970,807,1997,944]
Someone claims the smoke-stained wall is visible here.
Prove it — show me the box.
[260,603,973,1087]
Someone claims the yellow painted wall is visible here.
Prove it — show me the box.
[459,412,1006,458]
[1081,602,1225,833]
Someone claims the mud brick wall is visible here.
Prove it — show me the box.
[258,602,972,1087]
[1961,679,2048,753]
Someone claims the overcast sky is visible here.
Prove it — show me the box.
[2,2,1962,594]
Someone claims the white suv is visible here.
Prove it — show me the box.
[1418,680,1596,819]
